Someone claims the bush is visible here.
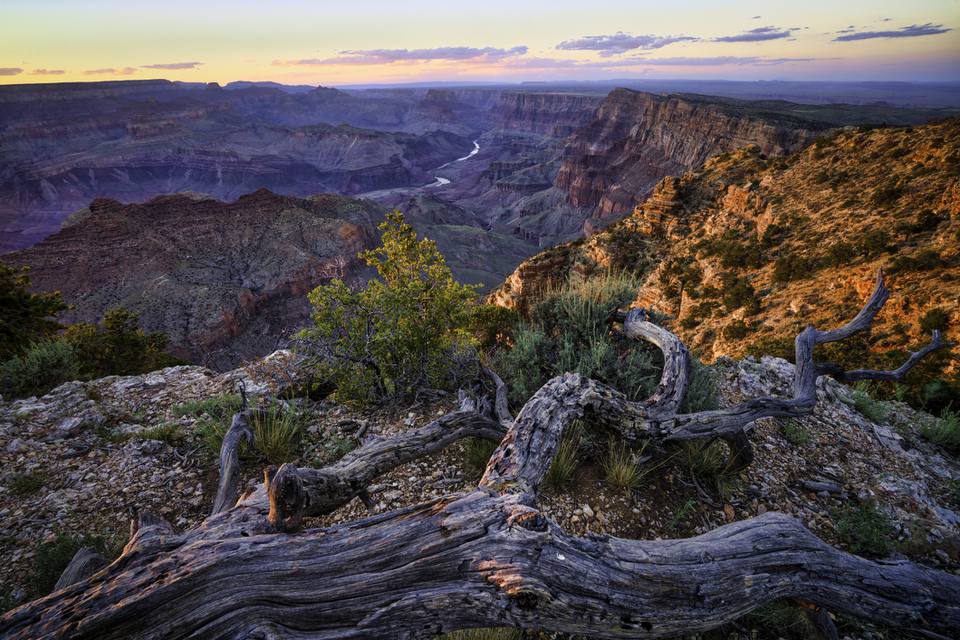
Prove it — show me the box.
[921,409,960,453]
[602,440,648,490]
[494,272,661,407]
[890,248,944,273]
[871,180,904,206]
[0,340,78,399]
[0,261,68,361]
[781,419,811,446]
[823,241,856,267]
[856,230,893,257]
[462,437,499,475]
[919,307,950,333]
[720,273,760,314]
[850,382,891,424]
[772,253,813,284]
[835,499,894,557]
[544,422,581,490]
[63,308,182,379]
[721,320,750,341]
[681,440,740,501]
[7,473,45,497]
[299,212,479,405]
[31,532,122,598]
[251,403,306,464]
[196,400,306,464]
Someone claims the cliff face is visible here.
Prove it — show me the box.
[490,92,601,137]
[493,118,960,373]
[4,189,385,369]
[554,89,828,225]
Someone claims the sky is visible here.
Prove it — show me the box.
[1,0,959,86]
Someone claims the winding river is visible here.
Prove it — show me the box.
[426,140,479,188]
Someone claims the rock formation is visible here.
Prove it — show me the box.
[4,189,384,368]
[492,118,960,383]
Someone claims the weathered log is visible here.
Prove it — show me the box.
[52,548,106,591]
[210,387,254,515]
[3,492,958,639]
[2,271,955,639]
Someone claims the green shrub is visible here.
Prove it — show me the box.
[0,261,67,361]
[835,499,894,557]
[0,340,78,399]
[679,359,720,413]
[772,253,813,284]
[681,440,740,501]
[721,320,750,341]
[173,394,244,420]
[494,272,659,407]
[919,307,950,333]
[544,422,581,490]
[314,434,357,466]
[31,532,122,598]
[439,629,523,640]
[850,382,891,424]
[133,423,181,446]
[700,230,763,269]
[7,473,45,497]
[781,419,812,446]
[856,230,893,257]
[602,440,648,490]
[890,249,944,273]
[823,241,856,267]
[252,404,306,464]
[871,180,904,206]
[62,308,182,379]
[196,401,306,464]
[462,437,499,475]
[470,304,519,353]
[720,273,760,314]
[299,212,479,405]
[921,409,960,453]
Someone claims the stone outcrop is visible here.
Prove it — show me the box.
[554,89,830,227]
[4,189,385,368]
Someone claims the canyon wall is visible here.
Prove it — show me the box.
[554,89,829,227]
[4,189,385,369]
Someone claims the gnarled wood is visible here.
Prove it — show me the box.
[52,548,106,591]
[210,388,254,515]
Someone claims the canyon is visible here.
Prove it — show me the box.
[2,79,957,367]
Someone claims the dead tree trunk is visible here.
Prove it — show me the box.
[2,272,955,640]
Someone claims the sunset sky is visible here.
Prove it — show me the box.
[2,0,958,85]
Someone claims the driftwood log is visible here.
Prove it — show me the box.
[2,272,957,639]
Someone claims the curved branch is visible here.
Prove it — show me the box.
[299,409,506,516]
[619,308,690,420]
[210,407,254,515]
[831,330,954,383]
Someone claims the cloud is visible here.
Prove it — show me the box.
[31,68,65,75]
[141,61,203,70]
[630,55,814,66]
[499,55,816,71]
[833,23,951,41]
[83,67,138,75]
[277,46,528,66]
[0,67,23,76]
[555,32,698,56]
[714,26,793,42]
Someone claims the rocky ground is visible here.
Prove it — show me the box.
[2,352,959,634]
